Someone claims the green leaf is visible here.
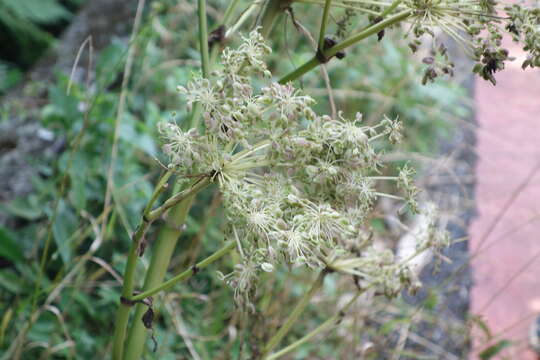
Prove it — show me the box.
[479,340,512,360]
[52,200,77,264]
[1,197,43,220]
[423,290,439,311]
[96,41,125,86]
[68,153,88,211]
[470,314,492,340]
[48,85,81,123]
[0,269,23,293]
[0,61,22,93]
[1,0,70,24]
[0,226,23,262]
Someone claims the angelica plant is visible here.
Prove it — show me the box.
[162,31,433,305]
[113,30,448,359]
[110,0,540,358]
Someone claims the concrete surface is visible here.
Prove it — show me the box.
[471,36,540,359]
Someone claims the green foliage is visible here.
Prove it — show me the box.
[0,0,83,92]
[1,0,70,25]
[479,340,512,360]
[0,0,474,359]
[0,226,23,263]
[0,61,22,92]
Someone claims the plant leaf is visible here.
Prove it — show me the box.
[479,340,512,360]
[0,226,23,262]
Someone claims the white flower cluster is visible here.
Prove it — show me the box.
[161,30,447,308]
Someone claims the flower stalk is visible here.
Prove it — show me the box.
[122,194,196,359]
[259,0,291,38]
[111,169,173,360]
[261,270,328,357]
[278,9,412,83]
[129,240,235,302]
[198,0,210,78]
[266,290,363,360]
[318,0,333,50]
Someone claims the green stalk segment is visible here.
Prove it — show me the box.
[112,242,140,360]
[130,240,235,301]
[122,195,195,359]
[259,0,291,38]
[278,10,412,84]
[112,177,210,359]
[266,291,362,360]
[318,0,333,50]
[261,270,327,357]
[111,170,173,360]
[198,0,210,78]
[380,0,403,18]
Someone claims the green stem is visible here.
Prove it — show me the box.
[222,0,242,25]
[190,0,211,129]
[318,0,333,50]
[111,244,139,360]
[129,240,235,301]
[147,177,211,221]
[192,0,249,129]
[259,0,291,38]
[266,291,362,360]
[122,195,196,359]
[380,0,403,18]
[198,0,210,78]
[279,57,320,84]
[111,170,173,360]
[143,170,173,215]
[278,9,412,84]
[115,179,210,359]
[261,270,327,357]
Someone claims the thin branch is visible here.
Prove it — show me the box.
[278,10,412,83]
[318,0,333,50]
[261,270,328,357]
[129,240,235,301]
[266,290,362,360]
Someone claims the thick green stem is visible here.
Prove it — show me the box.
[130,240,235,301]
[112,244,140,360]
[278,10,412,84]
[261,270,327,357]
[259,0,291,38]
[318,0,333,50]
[198,0,210,78]
[122,195,196,359]
[222,0,242,25]
[190,0,211,129]
[266,291,362,360]
[191,0,247,129]
[147,177,210,221]
[113,157,208,360]
[111,170,173,360]
[380,0,403,18]
[278,57,320,84]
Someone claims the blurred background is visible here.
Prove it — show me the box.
[0,0,539,359]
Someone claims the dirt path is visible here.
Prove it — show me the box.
[471,38,540,359]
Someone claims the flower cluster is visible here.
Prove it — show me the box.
[407,0,540,84]
[505,5,540,70]
[405,0,540,84]
[334,0,540,84]
[162,31,447,308]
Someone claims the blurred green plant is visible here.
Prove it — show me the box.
[0,0,84,92]
[2,0,530,358]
